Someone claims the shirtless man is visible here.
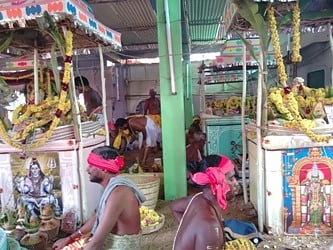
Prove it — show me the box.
[144,88,160,115]
[75,76,102,116]
[185,131,206,163]
[52,146,146,250]
[171,155,239,250]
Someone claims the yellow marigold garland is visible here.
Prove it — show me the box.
[291,1,302,63]
[268,5,329,143]
[268,6,288,86]
[0,30,73,150]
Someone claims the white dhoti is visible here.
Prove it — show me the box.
[145,116,161,147]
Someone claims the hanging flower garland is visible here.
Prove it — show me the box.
[268,3,329,143]
[0,30,73,150]
[268,6,288,86]
[291,1,302,63]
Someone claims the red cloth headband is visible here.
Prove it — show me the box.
[218,156,234,173]
[87,152,125,174]
[191,156,234,210]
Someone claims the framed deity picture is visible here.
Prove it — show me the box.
[283,147,333,235]
[10,153,63,219]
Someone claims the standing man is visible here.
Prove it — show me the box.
[52,146,146,250]
[75,76,103,117]
[144,88,161,128]
[144,88,160,116]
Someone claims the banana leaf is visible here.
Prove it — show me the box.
[36,11,65,57]
[50,44,61,94]
[232,0,270,51]
[0,32,13,53]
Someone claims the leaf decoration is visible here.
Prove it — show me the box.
[50,44,61,94]
[37,11,65,57]
[0,32,13,53]
[232,0,270,51]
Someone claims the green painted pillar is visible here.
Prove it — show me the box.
[183,60,193,129]
[157,0,187,200]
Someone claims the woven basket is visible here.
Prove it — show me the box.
[121,173,160,210]
[142,214,165,235]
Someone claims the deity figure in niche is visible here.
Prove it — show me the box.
[302,162,329,227]
[15,157,61,218]
[286,147,333,234]
[299,161,331,234]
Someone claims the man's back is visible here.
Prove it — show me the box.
[111,186,141,235]
[102,185,141,235]
[173,193,225,250]
[84,88,102,115]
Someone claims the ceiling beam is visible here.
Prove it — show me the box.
[115,25,156,32]
[88,0,138,4]
[189,19,221,26]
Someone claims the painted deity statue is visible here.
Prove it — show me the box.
[15,158,61,217]
[302,163,330,228]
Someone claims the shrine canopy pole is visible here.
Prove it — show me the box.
[241,33,248,204]
[98,44,109,146]
[33,47,39,104]
[256,45,265,233]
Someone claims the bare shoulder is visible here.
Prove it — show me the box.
[104,185,139,212]
[108,185,134,199]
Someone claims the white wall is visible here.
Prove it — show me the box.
[290,31,332,87]
[124,63,160,114]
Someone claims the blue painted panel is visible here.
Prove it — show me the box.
[205,116,245,159]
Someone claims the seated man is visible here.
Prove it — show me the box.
[186,131,206,164]
[186,115,202,145]
[52,146,146,250]
[171,155,255,250]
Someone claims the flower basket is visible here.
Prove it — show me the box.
[142,214,165,235]
[121,173,160,210]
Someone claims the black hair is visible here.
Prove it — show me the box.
[187,154,221,174]
[204,154,222,167]
[74,76,90,87]
[115,118,128,128]
[91,146,120,160]
[29,158,45,179]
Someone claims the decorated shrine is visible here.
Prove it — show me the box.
[220,0,333,236]
[0,0,122,248]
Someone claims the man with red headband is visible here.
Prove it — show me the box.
[52,146,146,250]
[171,155,244,250]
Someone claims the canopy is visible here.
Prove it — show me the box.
[0,0,121,51]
